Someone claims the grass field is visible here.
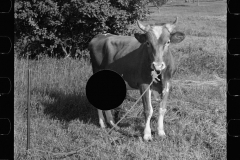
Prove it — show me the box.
[14,1,226,159]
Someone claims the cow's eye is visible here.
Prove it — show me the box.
[166,40,170,45]
[146,41,150,47]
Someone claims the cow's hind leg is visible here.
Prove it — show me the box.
[98,109,106,128]
[158,82,170,137]
[105,110,118,128]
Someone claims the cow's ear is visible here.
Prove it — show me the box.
[170,32,185,44]
[134,33,147,43]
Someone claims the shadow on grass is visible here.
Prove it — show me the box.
[120,117,145,138]
[112,117,160,140]
[39,89,99,126]
[37,88,161,138]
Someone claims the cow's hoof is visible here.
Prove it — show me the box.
[143,134,153,141]
[158,130,166,137]
[109,123,120,130]
[99,122,106,129]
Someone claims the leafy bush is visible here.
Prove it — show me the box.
[15,0,150,59]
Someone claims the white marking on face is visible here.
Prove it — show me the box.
[152,26,163,39]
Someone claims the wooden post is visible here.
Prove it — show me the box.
[27,54,31,150]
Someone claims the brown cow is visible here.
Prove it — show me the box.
[88,17,185,141]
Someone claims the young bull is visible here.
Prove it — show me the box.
[88,17,185,141]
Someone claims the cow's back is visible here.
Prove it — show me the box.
[88,34,140,73]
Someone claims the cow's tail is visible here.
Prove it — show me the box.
[88,41,99,73]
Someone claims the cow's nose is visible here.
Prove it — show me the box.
[153,62,166,71]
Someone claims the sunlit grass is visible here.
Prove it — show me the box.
[14,1,226,159]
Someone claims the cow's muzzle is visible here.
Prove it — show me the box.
[152,62,166,71]
[151,62,165,83]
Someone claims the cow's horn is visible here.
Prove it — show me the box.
[137,20,149,32]
[165,17,178,33]
[173,16,178,25]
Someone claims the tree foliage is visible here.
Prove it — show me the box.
[15,0,150,59]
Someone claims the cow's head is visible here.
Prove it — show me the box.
[134,17,185,72]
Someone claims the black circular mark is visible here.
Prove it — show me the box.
[86,70,126,110]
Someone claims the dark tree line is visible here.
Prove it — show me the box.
[15,0,150,59]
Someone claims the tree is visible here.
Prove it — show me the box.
[15,0,150,59]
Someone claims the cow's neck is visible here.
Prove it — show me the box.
[139,44,155,84]
[120,43,152,89]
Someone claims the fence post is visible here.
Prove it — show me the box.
[27,54,31,150]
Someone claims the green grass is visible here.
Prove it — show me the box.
[15,1,226,159]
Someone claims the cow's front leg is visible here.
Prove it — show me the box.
[158,81,170,137]
[140,85,153,141]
